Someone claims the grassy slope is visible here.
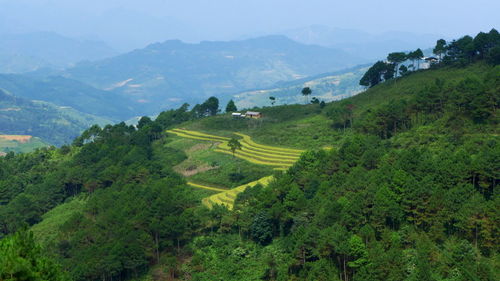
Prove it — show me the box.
[31,197,87,248]
[179,63,496,150]
[348,63,494,115]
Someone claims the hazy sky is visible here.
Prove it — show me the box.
[1,0,498,50]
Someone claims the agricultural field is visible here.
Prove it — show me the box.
[166,128,306,208]
[0,134,48,154]
[177,103,344,149]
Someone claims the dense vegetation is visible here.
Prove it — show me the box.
[0,230,68,280]
[183,62,498,280]
[0,31,498,280]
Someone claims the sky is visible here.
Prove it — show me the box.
[1,0,498,51]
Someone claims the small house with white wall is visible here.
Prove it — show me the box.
[245,111,262,119]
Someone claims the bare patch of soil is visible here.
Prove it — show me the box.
[0,135,32,143]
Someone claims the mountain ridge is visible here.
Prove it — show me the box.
[57,35,369,114]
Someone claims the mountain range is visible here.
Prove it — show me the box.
[55,35,368,114]
[0,34,372,145]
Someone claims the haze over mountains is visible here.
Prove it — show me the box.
[0,32,117,73]
[0,24,458,146]
[278,25,443,59]
[57,35,366,114]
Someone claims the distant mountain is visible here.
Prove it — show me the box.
[280,25,443,59]
[232,65,368,109]
[0,32,117,73]
[59,35,368,114]
[0,89,110,146]
[0,74,136,120]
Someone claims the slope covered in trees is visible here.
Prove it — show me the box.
[0,89,110,146]
[0,31,498,280]
[182,61,498,281]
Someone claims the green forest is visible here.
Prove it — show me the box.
[0,30,499,281]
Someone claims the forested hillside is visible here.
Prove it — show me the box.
[0,74,135,120]
[0,31,498,280]
[0,89,110,146]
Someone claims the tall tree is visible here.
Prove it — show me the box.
[301,87,312,104]
[433,39,447,60]
[408,48,424,70]
[387,52,407,77]
[0,230,68,280]
[225,100,237,112]
[360,61,387,87]
[203,96,219,116]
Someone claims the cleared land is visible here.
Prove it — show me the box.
[166,129,305,209]
[167,128,304,169]
[0,135,32,143]
[0,135,47,153]
[201,176,274,210]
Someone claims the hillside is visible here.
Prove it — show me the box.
[0,41,498,280]
[0,89,111,146]
[0,135,48,154]
[59,36,367,114]
[0,74,136,120]
[232,65,368,108]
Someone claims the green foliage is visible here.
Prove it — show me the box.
[0,230,69,280]
[227,137,242,157]
[251,211,273,245]
[434,39,447,60]
[301,87,312,104]
[225,99,237,112]
[1,30,498,281]
[362,29,500,89]
[359,61,393,87]
[184,52,499,280]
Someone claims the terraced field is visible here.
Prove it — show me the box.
[167,129,304,169]
[167,128,305,208]
[201,176,274,210]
